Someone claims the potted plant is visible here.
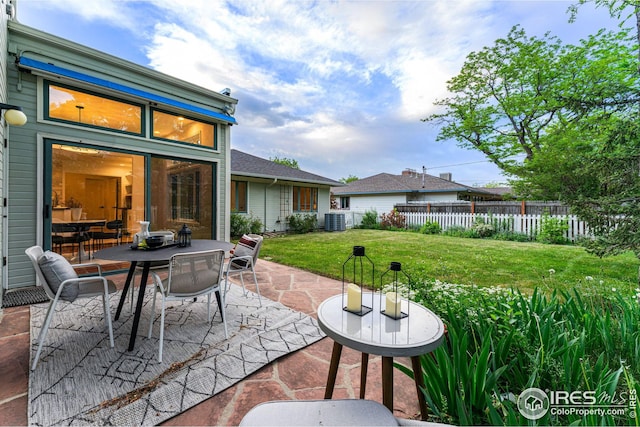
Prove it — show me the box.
[66,197,83,221]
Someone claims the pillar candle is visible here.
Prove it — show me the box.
[347,283,361,312]
[385,292,401,318]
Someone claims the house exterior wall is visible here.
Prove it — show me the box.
[0,0,9,305]
[409,192,461,203]
[348,194,406,215]
[233,177,333,233]
[6,22,234,289]
[345,191,463,216]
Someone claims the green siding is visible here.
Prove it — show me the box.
[6,22,234,289]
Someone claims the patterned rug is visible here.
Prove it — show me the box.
[28,284,324,426]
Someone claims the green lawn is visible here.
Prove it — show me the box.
[259,229,638,294]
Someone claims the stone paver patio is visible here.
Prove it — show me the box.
[0,259,422,426]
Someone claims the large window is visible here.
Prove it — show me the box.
[293,187,318,212]
[49,143,146,260]
[46,82,144,135]
[231,181,247,212]
[152,109,216,148]
[150,158,214,239]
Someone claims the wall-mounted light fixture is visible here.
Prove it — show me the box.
[0,103,27,126]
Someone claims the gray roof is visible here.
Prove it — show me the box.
[231,149,343,187]
[331,172,493,196]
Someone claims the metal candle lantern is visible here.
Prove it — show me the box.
[342,245,374,316]
[177,224,192,247]
[380,261,410,319]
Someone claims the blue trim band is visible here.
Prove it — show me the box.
[18,56,237,125]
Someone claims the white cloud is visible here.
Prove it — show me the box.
[17,0,623,184]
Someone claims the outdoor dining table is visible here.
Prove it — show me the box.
[93,239,234,351]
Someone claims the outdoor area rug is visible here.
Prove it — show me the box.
[28,284,324,426]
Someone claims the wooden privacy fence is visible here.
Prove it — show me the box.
[402,212,590,242]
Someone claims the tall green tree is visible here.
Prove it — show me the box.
[339,174,359,184]
[423,26,638,182]
[270,156,299,169]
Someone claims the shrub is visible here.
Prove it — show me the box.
[359,210,379,229]
[442,225,471,238]
[419,220,441,235]
[537,212,570,244]
[287,213,317,234]
[471,217,496,237]
[230,212,263,237]
[230,212,250,237]
[379,209,406,229]
[249,216,263,234]
[493,230,532,242]
[404,279,640,426]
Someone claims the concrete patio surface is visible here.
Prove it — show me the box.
[0,259,422,426]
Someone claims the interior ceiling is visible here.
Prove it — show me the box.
[53,145,133,172]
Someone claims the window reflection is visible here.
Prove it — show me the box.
[152,110,215,148]
[47,82,143,134]
[51,144,145,260]
[150,158,214,239]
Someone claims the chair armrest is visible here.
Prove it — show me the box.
[71,262,103,276]
[54,275,109,299]
[150,271,168,294]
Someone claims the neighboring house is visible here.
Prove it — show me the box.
[331,168,504,215]
[1,17,237,291]
[230,149,343,232]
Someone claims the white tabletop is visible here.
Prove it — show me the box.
[317,293,445,357]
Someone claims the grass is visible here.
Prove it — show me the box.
[259,229,639,294]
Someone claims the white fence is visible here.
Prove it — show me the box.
[405,212,590,242]
[333,210,591,242]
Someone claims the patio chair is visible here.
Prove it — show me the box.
[223,234,263,306]
[147,249,228,362]
[25,245,116,370]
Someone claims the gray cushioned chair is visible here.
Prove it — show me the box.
[147,249,228,362]
[25,245,116,370]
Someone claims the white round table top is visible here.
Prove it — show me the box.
[317,292,445,357]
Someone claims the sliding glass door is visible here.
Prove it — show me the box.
[45,140,216,262]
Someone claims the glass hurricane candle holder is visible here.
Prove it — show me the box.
[380,261,410,320]
[342,245,374,316]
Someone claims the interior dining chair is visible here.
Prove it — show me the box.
[25,245,117,370]
[90,219,123,251]
[223,234,263,307]
[147,249,228,362]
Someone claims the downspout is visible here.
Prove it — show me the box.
[266,178,278,232]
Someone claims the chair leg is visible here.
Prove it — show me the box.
[148,291,157,339]
[158,298,166,362]
[250,264,262,307]
[102,291,114,348]
[31,300,59,371]
[239,272,246,296]
[206,293,212,322]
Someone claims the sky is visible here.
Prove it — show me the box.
[16,0,624,185]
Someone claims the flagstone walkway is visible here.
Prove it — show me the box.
[0,259,421,426]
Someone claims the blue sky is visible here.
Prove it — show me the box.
[17,0,622,184]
